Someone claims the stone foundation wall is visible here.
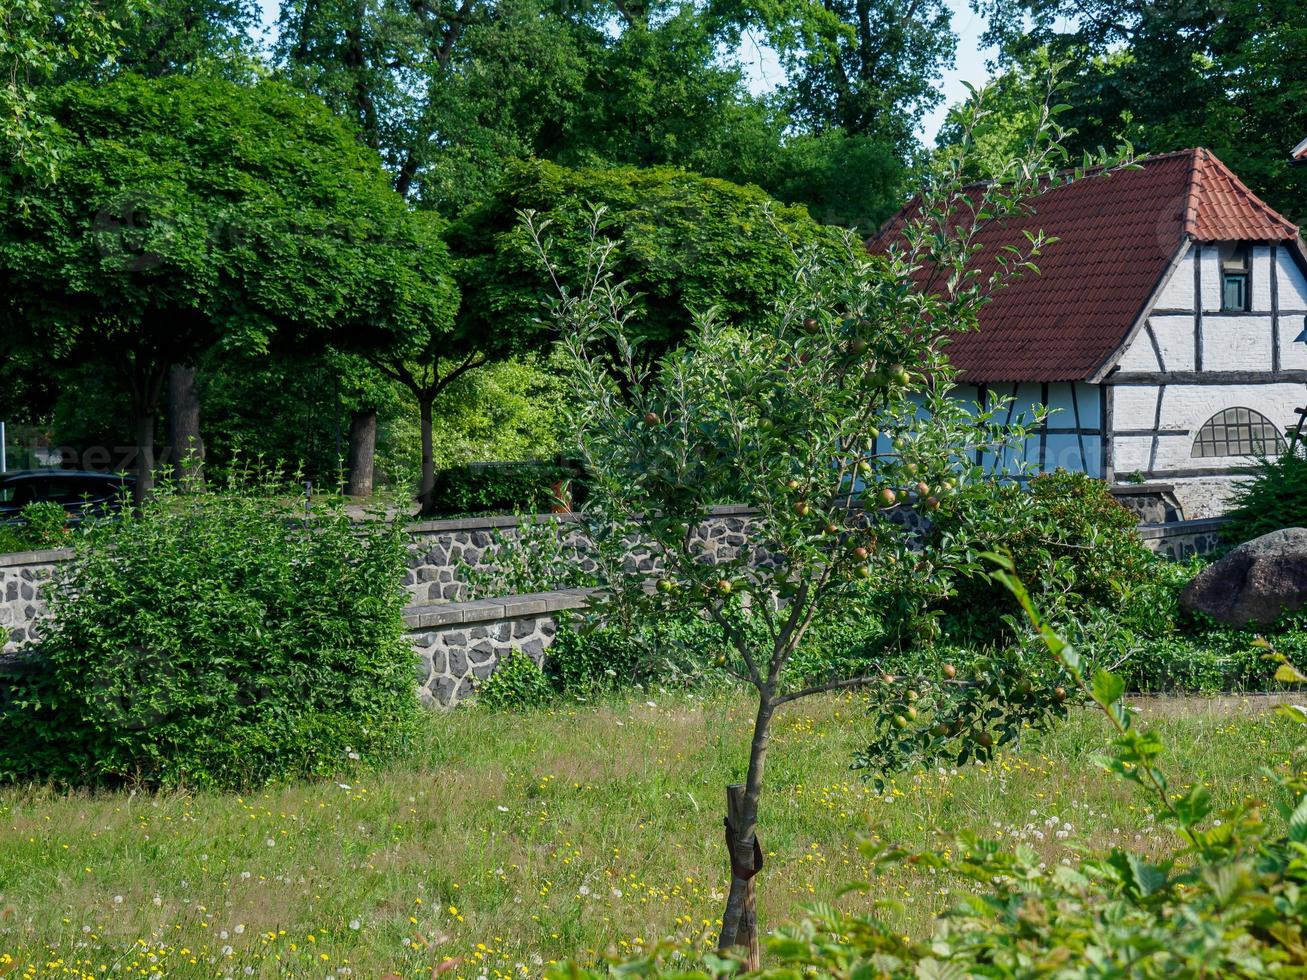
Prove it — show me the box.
[1110,484,1184,523]
[1138,517,1228,560]
[1170,476,1252,520]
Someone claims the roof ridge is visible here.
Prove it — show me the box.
[1181,147,1203,240]
[1192,148,1300,239]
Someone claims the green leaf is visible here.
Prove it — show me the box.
[1274,663,1307,684]
[1126,854,1167,897]
[1090,669,1125,707]
[915,959,969,980]
[1289,794,1307,843]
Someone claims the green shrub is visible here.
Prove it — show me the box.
[0,483,418,789]
[426,461,587,516]
[931,470,1157,644]
[548,612,720,697]
[474,650,554,710]
[0,501,71,554]
[1223,448,1307,545]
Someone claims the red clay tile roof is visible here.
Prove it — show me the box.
[867,148,1302,382]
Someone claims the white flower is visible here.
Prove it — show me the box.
[612,888,623,898]
[112,895,123,905]
[349,919,361,931]
[221,946,234,957]
[265,838,276,847]
[219,931,229,940]
[497,805,509,812]
[645,701,657,708]
[234,924,246,935]
[240,871,251,880]
[578,885,590,896]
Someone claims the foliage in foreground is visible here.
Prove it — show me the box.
[0,482,418,789]
[552,577,1307,979]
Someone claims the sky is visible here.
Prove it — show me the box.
[255,0,996,144]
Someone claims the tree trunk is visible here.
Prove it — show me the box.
[345,408,378,498]
[718,694,774,969]
[167,363,205,490]
[417,396,436,514]
[133,408,157,507]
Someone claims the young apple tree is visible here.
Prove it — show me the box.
[529,88,1120,966]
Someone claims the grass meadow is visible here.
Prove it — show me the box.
[0,692,1301,979]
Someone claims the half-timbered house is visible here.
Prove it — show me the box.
[869,148,1307,518]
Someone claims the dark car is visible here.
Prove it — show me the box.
[0,470,135,522]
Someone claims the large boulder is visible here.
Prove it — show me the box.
[1180,527,1307,627]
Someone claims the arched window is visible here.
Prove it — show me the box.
[1191,407,1286,458]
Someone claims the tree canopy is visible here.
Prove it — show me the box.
[0,74,456,496]
[448,159,846,363]
[972,0,1307,224]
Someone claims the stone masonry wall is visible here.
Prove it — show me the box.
[407,589,593,706]
[1137,517,1228,560]
[0,549,67,652]
[404,505,763,604]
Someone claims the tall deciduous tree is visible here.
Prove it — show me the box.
[769,0,956,157]
[975,0,1307,224]
[0,74,456,502]
[1,0,132,178]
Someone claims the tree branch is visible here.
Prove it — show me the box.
[774,674,881,704]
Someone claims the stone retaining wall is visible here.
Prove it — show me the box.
[405,505,762,604]
[407,589,594,706]
[0,511,1229,664]
[0,549,67,651]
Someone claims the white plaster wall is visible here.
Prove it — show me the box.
[1251,245,1275,310]
[1111,382,1301,474]
[1115,330,1162,372]
[1111,433,1152,476]
[1151,315,1197,371]
[1198,246,1222,313]
[1154,244,1194,309]
[1201,314,1274,370]
[1276,246,1307,309]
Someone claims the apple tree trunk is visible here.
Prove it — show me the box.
[718,694,773,970]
